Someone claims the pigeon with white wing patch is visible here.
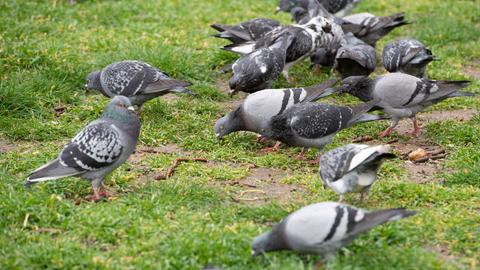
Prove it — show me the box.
[25,96,141,201]
[320,144,396,202]
[252,202,416,258]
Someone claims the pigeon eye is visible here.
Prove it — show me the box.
[220,125,225,130]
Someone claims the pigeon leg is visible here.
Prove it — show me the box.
[338,194,345,203]
[410,117,423,137]
[84,186,102,202]
[282,70,295,84]
[261,141,281,153]
[255,135,269,145]
[360,191,368,203]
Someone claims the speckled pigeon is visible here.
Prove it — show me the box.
[382,39,437,78]
[342,12,409,47]
[320,144,395,202]
[334,33,376,78]
[25,96,141,201]
[331,73,476,137]
[224,17,344,82]
[215,79,337,139]
[85,60,193,108]
[229,33,294,94]
[260,101,387,152]
[211,18,281,45]
[277,0,361,17]
[252,202,416,258]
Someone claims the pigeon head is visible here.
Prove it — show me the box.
[251,225,286,256]
[310,48,336,67]
[337,76,371,99]
[291,7,307,22]
[214,107,245,140]
[276,0,295,13]
[102,96,137,123]
[85,71,103,92]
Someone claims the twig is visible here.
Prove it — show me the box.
[33,227,63,233]
[429,153,447,160]
[155,158,208,180]
[23,213,29,228]
[232,189,267,201]
[352,135,373,143]
[387,138,399,144]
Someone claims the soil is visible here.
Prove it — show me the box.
[0,139,16,154]
[465,60,480,80]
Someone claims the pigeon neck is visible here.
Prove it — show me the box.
[264,223,289,253]
[344,80,372,102]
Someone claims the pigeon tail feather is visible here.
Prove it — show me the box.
[25,159,83,188]
[302,79,338,102]
[350,208,417,236]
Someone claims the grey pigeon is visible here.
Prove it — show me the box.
[211,18,281,45]
[215,79,337,139]
[331,73,476,137]
[320,144,395,202]
[260,101,387,152]
[252,202,416,258]
[319,0,362,17]
[85,60,194,108]
[382,39,437,78]
[25,96,141,201]
[334,33,376,78]
[276,0,310,13]
[342,12,409,47]
[224,17,344,82]
[229,33,293,94]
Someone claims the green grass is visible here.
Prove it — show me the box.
[1,0,479,269]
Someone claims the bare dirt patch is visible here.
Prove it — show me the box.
[465,60,480,80]
[226,167,306,205]
[0,139,17,154]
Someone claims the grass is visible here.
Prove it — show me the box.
[0,0,479,269]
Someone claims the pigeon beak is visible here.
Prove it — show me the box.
[215,133,222,140]
[432,55,440,61]
[228,89,236,97]
[127,106,135,111]
[274,7,281,14]
[251,250,258,257]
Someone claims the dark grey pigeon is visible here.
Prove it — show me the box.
[276,0,310,13]
[211,18,281,45]
[334,33,376,78]
[252,202,416,258]
[382,39,437,78]
[319,0,362,17]
[331,73,476,137]
[25,96,141,201]
[342,12,409,47]
[320,144,395,202]
[260,101,387,151]
[85,60,193,108]
[229,33,294,94]
[215,79,337,139]
[224,17,344,82]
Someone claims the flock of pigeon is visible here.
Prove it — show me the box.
[25,0,477,263]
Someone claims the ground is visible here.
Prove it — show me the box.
[0,0,479,269]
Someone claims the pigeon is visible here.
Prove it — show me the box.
[25,96,141,201]
[215,79,337,139]
[318,0,362,17]
[382,39,437,78]
[342,12,409,47]
[224,17,344,82]
[211,18,281,45]
[334,33,376,78]
[260,101,387,153]
[331,73,476,137]
[277,0,361,18]
[252,202,416,258]
[320,144,395,202]
[85,60,194,108]
[229,33,294,94]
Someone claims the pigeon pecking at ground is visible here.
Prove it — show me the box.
[330,73,476,137]
[259,101,388,159]
[224,16,345,83]
[319,144,396,202]
[211,18,281,45]
[25,96,141,201]
[85,60,194,109]
[382,39,438,78]
[215,79,337,140]
[333,33,376,78]
[277,0,361,18]
[229,33,294,94]
[252,202,416,259]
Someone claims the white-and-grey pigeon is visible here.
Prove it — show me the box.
[224,17,344,82]
[215,79,337,139]
[260,101,387,151]
[252,202,416,258]
[382,39,437,78]
[25,96,141,201]
[320,144,395,202]
[334,33,376,78]
[332,73,476,137]
[85,60,194,108]
[211,18,281,45]
[229,33,294,94]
